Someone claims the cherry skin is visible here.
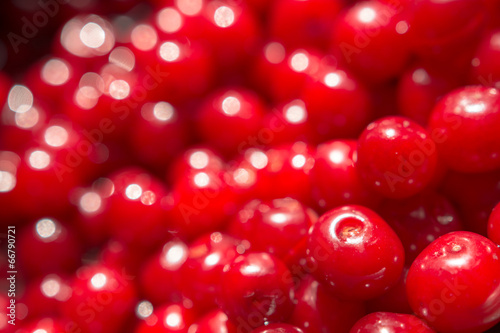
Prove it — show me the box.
[17,217,82,277]
[428,86,500,173]
[311,139,382,212]
[290,275,366,333]
[301,68,373,143]
[14,317,68,333]
[251,324,304,333]
[138,239,188,306]
[367,266,413,314]
[268,0,342,51]
[228,198,312,259]
[189,309,237,333]
[349,312,436,333]
[196,88,266,157]
[219,252,295,329]
[331,1,411,83]
[168,147,225,184]
[470,29,500,88]
[397,65,460,126]
[181,232,248,312]
[377,191,463,263]
[306,205,405,300]
[63,264,137,333]
[134,303,196,333]
[487,202,500,245]
[406,231,500,333]
[129,101,188,172]
[356,116,439,199]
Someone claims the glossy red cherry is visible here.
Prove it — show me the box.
[349,312,436,333]
[138,239,188,306]
[397,65,460,126]
[428,86,500,173]
[102,167,174,250]
[311,140,382,212]
[182,232,248,312]
[268,0,342,51]
[251,323,304,333]
[129,101,188,172]
[63,264,137,333]
[228,198,312,259]
[189,309,237,333]
[331,1,410,83]
[488,202,500,245]
[307,205,405,300]
[219,252,295,329]
[377,191,463,263]
[134,302,196,333]
[168,147,225,184]
[18,217,82,277]
[196,88,266,156]
[301,68,373,142]
[357,116,439,199]
[406,231,500,333]
[290,275,366,333]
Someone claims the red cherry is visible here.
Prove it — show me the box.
[18,217,82,277]
[406,231,500,333]
[349,312,436,333]
[182,232,248,312]
[301,68,373,142]
[219,252,295,329]
[377,191,463,263]
[63,264,137,333]
[168,147,225,184]
[290,275,366,333]
[228,198,312,259]
[331,1,411,83]
[307,205,405,300]
[129,101,188,172]
[102,167,174,250]
[134,302,196,333]
[487,202,500,245]
[138,239,188,306]
[196,88,266,156]
[367,266,413,314]
[251,323,304,333]
[428,86,500,173]
[470,29,500,88]
[311,140,382,212]
[268,0,342,51]
[14,317,68,333]
[397,65,460,126]
[189,309,237,333]
[357,116,438,199]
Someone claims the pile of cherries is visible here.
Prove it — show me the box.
[1,0,500,332]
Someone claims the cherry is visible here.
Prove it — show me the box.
[406,231,500,333]
[189,309,237,333]
[268,0,342,51]
[367,266,413,314]
[487,202,500,245]
[134,302,196,333]
[428,86,500,173]
[301,67,373,142]
[129,101,188,172]
[357,116,438,199]
[311,139,382,212]
[63,264,137,333]
[182,232,248,312]
[17,217,82,277]
[14,317,68,333]
[377,191,463,263]
[397,65,461,126]
[196,88,266,156]
[168,147,225,184]
[349,312,436,333]
[307,205,405,300]
[228,198,312,259]
[470,29,500,88]
[331,0,411,83]
[290,275,366,333]
[219,252,295,329]
[251,323,304,333]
